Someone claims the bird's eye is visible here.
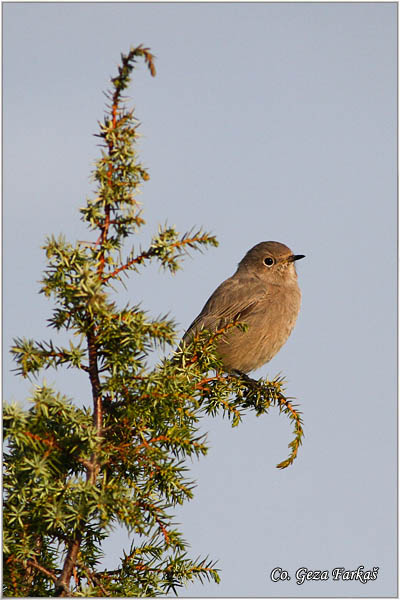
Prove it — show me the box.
[264,257,274,267]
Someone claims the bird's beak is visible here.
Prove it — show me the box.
[288,254,305,262]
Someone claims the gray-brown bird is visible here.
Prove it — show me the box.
[183,241,305,374]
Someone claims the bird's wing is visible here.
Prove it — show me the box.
[183,275,267,342]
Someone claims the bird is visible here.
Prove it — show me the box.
[183,241,305,374]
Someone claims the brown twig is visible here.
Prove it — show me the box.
[26,558,58,583]
[54,330,103,595]
[87,330,103,445]
[55,535,82,596]
[103,234,211,281]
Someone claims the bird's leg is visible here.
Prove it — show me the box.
[231,369,260,389]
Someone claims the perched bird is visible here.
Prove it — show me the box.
[183,241,305,374]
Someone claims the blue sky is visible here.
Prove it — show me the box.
[4,3,397,596]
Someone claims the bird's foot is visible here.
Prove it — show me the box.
[231,370,259,389]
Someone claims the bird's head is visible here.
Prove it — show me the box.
[237,241,305,283]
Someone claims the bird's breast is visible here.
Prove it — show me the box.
[216,281,301,373]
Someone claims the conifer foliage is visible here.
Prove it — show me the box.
[4,46,304,596]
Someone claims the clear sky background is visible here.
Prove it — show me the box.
[3,2,397,597]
